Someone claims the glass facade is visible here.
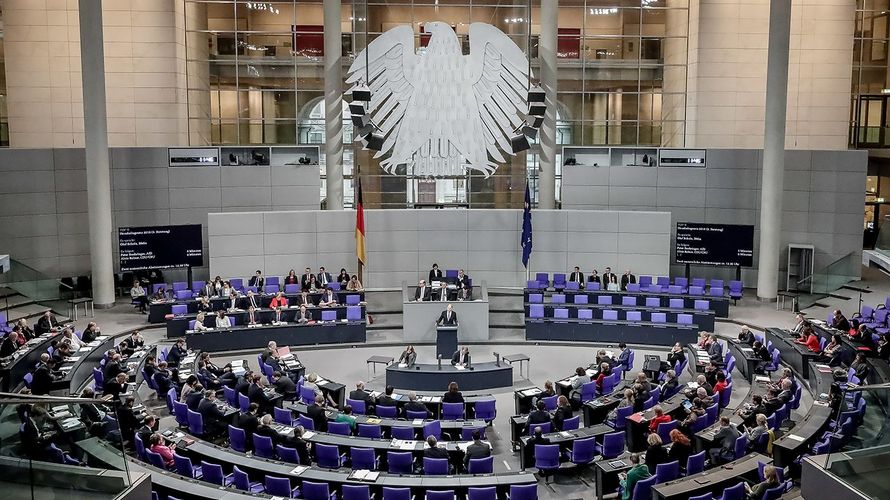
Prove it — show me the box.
[853,0,890,147]
[188,1,690,206]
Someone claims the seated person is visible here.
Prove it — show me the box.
[193,312,210,332]
[668,429,693,469]
[425,435,449,460]
[645,433,670,474]
[878,334,890,361]
[451,346,471,368]
[594,349,614,369]
[403,392,431,419]
[261,341,282,372]
[247,374,274,414]
[103,372,130,399]
[745,413,769,450]
[272,371,296,399]
[746,465,780,499]
[0,332,21,357]
[740,395,769,426]
[443,381,464,404]
[821,334,845,366]
[620,453,651,500]
[253,414,283,446]
[243,290,260,309]
[708,416,740,465]
[764,379,793,414]
[737,326,755,345]
[524,426,550,469]
[608,389,635,422]
[678,398,706,436]
[334,405,357,431]
[197,389,227,436]
[234,403,260,439]
[752,340,771,368]
[270,292,288,309]
[185,384,205,411]
[130,280,148,313]
[462,430,490,472]
[307,395,329,432]
[295,304,313,324]
[849,323,874,347]
[713,372,729,395]
[414,280,431,301]
[179,375,199,403]
[376,385,398,409]
[457,285,473,301]
[226,291,239,311]
[285,269,300,286]
[152,361,173,396]
[569,266,585,286]
[595,363,612,394]
[398,345,417,367]
[318,287,338,307]
[120,330,144,357]
[149,433,176,468]
[660,370,679,401]
[666,343,686,369]
[527,400,552,432]
[850,351,871,381]
[214,310,231,328]
[647,405,672,433]
[305,372,337,407]
[796,327,822,353]
[831,309,850,332]
[436,281,449,302]
[271,306,286,324]
[569,367,591,402]
[348,381,375,412]
[552,395,573,431]
[346,275,364,291]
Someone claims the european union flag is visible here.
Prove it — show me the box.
[521,181,533,269]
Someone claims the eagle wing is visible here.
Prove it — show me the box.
[466,22,531,172]
[346,26,418,159]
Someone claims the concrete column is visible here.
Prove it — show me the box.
[756,0,792,301]
[78,0,114,308]
[324,0,344,210]
[538,0,558,209]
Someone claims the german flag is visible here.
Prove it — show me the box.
[355,177,366,266]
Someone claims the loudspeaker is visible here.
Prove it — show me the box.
[528,103,546,117]
[530,115,544,128]
[528,85,545,103]
[522,125,538,140]
[511,133,530,153]
[361,132,384,151]
[351,114,371,128]
[351,84,372,101]
[349,102,366,115]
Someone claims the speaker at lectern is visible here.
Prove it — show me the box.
[435,304,458,359]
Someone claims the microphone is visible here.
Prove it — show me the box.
[437,355,442,371]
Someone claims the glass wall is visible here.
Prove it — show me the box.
[184,0,689,207]
[852,0,890,147]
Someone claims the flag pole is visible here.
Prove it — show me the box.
[356,164,364,284]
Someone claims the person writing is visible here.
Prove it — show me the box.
[436,303,458,326]
[795,327,822,353]
[398,345,417,367]
[451,346,471,368]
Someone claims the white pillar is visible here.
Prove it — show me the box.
[756,0,792,301]
[324,0,344,210]
[538,0,558,209]
[78,0,115,308]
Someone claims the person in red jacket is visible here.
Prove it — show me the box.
[796,328,822,353]
[648,405,672,432]
[269,291,289,309]
[713,372,729,394]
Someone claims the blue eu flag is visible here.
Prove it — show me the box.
[521,182,533,269]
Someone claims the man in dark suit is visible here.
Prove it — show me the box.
[0,332,20,357]
[167,339,188,367]
[200,281,215,298]
[376,385,398,409]
[527,400,552,432]
[36,311,60,334]
[197,390,227,436]
[456,270,470,290]
[708,416,740,464]
[620,269,636,291]
[248,374,274,414]
[153,361,173,396]
[248,270,265,289]
[273,371,297,399]
[568,266,585,286]
[414,280,431,301]
[403,392,431,418]
[295,304,313,324]
[463,430,491,472]
[603,267,617,285]
[524,426,550,468]
[317,267,333,287]
[137,415,158,445]
[425,435,449,459]
[235,370,253,396]
[51,342,72,365]
[103,353,126,382]
[436,304,458,326]
[301,267,314,291]
[186,383,205,411]
[451,346,471,368]
[831,309,851,332]
[616,343,631,370]
[31,356,55,395]
[243,290,260,310]
[707,335,724,364]
[348,381,374,411]
[428,263,443,284]
[103,372,129,399]
[307,394,328,432]
[234,403,260,439]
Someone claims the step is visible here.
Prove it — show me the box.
[0,287,20,299]
[4,303,52,324]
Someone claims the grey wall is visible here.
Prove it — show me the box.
[0,148,319,280]
[561,149,868,285]
[208,209,672,288]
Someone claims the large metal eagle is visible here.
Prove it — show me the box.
[347,22,532,177]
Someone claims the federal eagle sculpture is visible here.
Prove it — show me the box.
[347,22,534,177]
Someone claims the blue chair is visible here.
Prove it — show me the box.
[630,475,656,500]
[608,405,634,431]
[566,436,596,465]
[342,484,371,500]
[422,420,441,440]
[328,421,351,436]
[391,426,415,440]
[298,414,315,430]
[133,434,147,460]
[508,484,537,500]
[717,482,745,500]
[346,398,367,415]
[474,399,497,421]
[534,444,560,483]
[657,420,678,444]
[300,386,316,405]
[376,405,398,418]
[542,395,558,411]
[423,457,449,475]
[186,409,203,436]
[173,453,202,479]
[581,381,597,403]
[252,435,275,459]
[529,422,551,435]
[351,447,378,470]
[92,368,104,392]
[468,456,494,474]
[462,427,486,441]
[387,451,414,474]
[265,476,299,498]
[358,424,382,438]
[407,409,429,420]
[763,483,788,500]
[238,393,250,412]
[383,487,412,500]
[201,461,234,486]
[316,443,346,468]
[686,451,706,475]
[562,415,581,430]
[654,460,679,483]
[146,450,167,469]
[467,487,497,500]
[228,425,247,452]
[276,444,300,464]
[232,465,264,493]
[303,480,337,500]
[426,492,454,500]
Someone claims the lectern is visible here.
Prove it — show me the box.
[436,325,458,360]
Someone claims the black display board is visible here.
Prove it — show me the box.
[119,225,203,271]
[675,222,754,267]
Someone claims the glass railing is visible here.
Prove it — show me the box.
[0,258,68,302]
[854,126,890,147]
[817,384,890,499]
[796,251,861,309]
[0,392,137,499]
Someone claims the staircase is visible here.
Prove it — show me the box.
[0,258,71,327]
[792,252,861,310]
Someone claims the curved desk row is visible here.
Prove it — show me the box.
[526,319,699,346]
[523,289,730,317]
[385,362,512,392]
[183,322,366,353]
[148,291,366,323]
[524,304,715,331]
[166,305,365,338]
[771,361,835,468]
[165,429,537,494]
[285,401,487,437]
[651,452,770,500]
[0,330,57,391]
[55,335,116,395]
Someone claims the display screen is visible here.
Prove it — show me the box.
[675,222,754,267]
[118,225,203,271]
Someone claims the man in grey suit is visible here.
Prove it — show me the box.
[708,416,740,464]
[463,430,491,472]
